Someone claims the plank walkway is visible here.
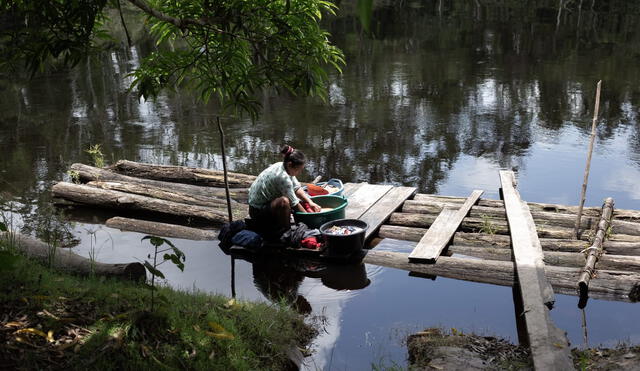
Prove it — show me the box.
[499,170,574,370]
[408,190,484,263]
[343,183,416,240]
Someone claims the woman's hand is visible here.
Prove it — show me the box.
[309,201,322,212]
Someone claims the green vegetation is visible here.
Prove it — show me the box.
[1,0,344,119]
[141,235,185,311]
[479,214,497,235]
[86,144,105,168]
[0,253,314,370]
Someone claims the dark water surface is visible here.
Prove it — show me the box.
[2,1,640,369]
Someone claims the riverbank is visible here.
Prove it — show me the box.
[407,328,640,370]
[0,253,314,370]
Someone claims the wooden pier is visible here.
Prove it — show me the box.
[53,161,640,370]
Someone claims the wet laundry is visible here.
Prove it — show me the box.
[325,225,363,235]
[300,236,323,250]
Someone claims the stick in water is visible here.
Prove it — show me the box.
[218,117,234,223]
[574,80,602,239]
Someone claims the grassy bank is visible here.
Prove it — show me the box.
[0,254,314,370]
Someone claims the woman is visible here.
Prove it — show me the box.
[248,145,321,232]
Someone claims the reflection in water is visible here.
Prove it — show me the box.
[2,0,640,368]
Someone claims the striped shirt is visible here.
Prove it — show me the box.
[248,162,301,209]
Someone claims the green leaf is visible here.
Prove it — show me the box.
[0,222,7,232]
[143,261,165,279]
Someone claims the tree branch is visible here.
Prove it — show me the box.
[126,0,207,28]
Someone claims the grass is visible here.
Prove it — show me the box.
[0,254,314,370]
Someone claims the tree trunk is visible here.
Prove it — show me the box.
[364,249,640,303]
[412,194,640,221]
[377,225,640,255]
[109,159,256,188]
[88,180,248,214]
[106,217,217,240]
[52,182,231,223]
[2,231,145,281]
[70,163,249,202]
[402,201,640,236]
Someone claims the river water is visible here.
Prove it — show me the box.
[1,1,640,369]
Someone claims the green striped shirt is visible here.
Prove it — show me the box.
[248,162,301,209]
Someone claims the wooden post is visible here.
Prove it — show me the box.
[218,117,234,223]
[575,80,602,239]
[578,197,614,298]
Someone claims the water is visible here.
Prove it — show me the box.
[2,1,640,369]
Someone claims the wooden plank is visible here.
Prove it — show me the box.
[408,190,484,263]
[345,184,393,220]
[342,182,363,198]
[358,186,417,240]
[499,170,574,370]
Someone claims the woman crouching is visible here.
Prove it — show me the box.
[248,145,321,233]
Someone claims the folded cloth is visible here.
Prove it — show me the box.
[218,220,246,250]
[231,230,263,249]
[300,237,323,250]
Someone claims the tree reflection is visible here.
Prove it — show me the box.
[1,0,640,203]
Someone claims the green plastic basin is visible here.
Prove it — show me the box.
[293,195,348,229]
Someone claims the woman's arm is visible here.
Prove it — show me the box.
[295,188,321,212]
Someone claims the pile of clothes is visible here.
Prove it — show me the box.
[279,223,324,250]
[217,219,325,251]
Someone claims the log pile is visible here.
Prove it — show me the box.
[55,162,250,225]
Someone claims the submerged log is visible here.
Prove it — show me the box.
[106,217,217,240]
[413,194,640,221]
[387,212,640,241]
[578,198,615,298]
[52,182,230,223]
[109,160,256,188]
[364,249,640,303]
[403,201,640,236]
[378,226,640,255]
[70,163,249,202]
[2,231,145,281]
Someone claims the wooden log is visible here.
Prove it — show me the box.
[106,217,217,240]
[87,180,248,215]
[500,170,573,370]
[52,182,229,223]
[109,159,256,188]
[413,194,640,221]
[403,200,640,237]
[2,231,145,281]
[364,249,640,302]
[378,225,640,256]
[409,190,483,262]
[387,212,640,242]
[446,245,640,273]
[578,197,614,297]
[70,163,249,202]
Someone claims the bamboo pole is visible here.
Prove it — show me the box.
[578,197,614,298]
[575,80,602,239]
[218,117,233,223]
